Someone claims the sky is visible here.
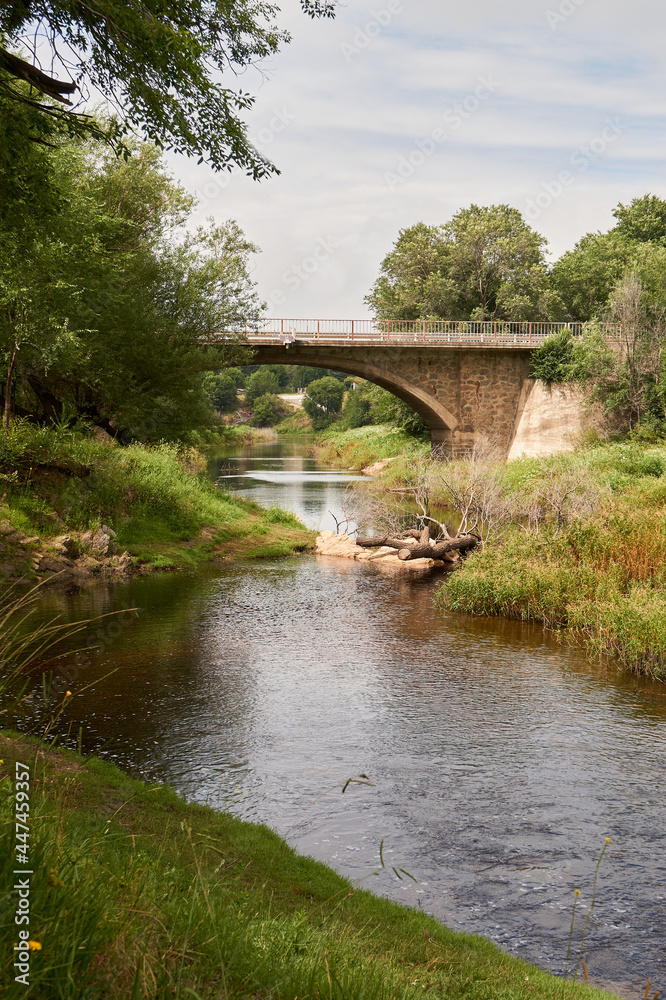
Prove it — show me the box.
[167,0,666,320]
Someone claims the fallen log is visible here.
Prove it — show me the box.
[398,544,433,560]
[397,535,478,561]
[356,535,419,550]
[430,535,478,557]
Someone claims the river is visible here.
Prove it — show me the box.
[17,438,666,999]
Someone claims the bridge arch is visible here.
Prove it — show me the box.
[247,348,458,444]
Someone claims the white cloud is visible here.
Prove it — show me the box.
[169,0,666,318]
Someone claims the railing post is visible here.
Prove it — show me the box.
[423,320,426,343]
[494,322,497,344]
[387,320,390,343]
[529,322,532,344]
[351,319,354,342]
[281,319,284,336]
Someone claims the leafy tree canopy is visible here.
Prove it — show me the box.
[302,375,344,429]
[0,0,335,173]
[366,206,564,323]
[244,368,280,405]
[551,195,666,321]
[613,194,666,245]
[0,104,259,437]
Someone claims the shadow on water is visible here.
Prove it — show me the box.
[11,438,666,999]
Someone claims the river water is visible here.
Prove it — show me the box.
[20,439,666,999]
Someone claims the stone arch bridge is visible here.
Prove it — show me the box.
[224,319,618,456]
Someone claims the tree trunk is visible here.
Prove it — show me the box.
[3,336,21,430]
[398,535,478,561]
[356,535,419,550]
[398,544,433,560]
[430,535,478,558]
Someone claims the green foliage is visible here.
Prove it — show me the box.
[568,276,664,430]
[303,376,344,429]
[362,383,429,436]
[305,376,344,413]
[0,421,312,564]
[251,393,286,427]
[0,120,258,439]
[313,424,429,471]
[245,369,281,405]
[341,387,373,428]
[366,206,564,322]
[612,193,666,244]
[0,0,335,173]
[205,372,240,413]
[529,331,574,384]
[549,230,635,321]
[435,443,666,677]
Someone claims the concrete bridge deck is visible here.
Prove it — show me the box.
[236,318,619,348]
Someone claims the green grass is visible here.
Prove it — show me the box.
[0,421,314,571]
[434,442,666,677]
[313,424,429,470]
[0,731,621,1000]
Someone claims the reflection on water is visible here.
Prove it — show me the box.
[14,439,666,999]
[208,437,366,531]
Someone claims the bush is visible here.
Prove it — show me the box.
[206,372,240,413]
[529,330,574,383]
[302,377,345,430]
[341,389,373,429]
[251,393,286,427]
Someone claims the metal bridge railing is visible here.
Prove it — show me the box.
[219,319,620,345]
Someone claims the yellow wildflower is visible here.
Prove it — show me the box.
[28,941,41,951]
[65,691,72,697]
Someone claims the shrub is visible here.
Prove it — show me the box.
[251,393,286,427]
[529,330,574,383]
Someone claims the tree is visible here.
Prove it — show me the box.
[0,108,258,437]
[550,195,666,322]
[245,368,280,405]
[0,0,336,173]
[302,376,344,429]
[569,274,666,431]
[341,388,373,429]
[250,392,286,427]
[206,372,239,413]
[613,194,666,245]
[366,206,563,322]
[362,383,428,436]
[550,230,636,321]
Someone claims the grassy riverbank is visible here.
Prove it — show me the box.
[429,443,666,678]
[0,422,313,584]
[311,425,666,678]
[0,731,619,1000]
[312,424,429,470]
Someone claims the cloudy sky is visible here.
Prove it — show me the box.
[168,0,666,319]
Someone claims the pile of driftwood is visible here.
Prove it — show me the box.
[355,525,477,567]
